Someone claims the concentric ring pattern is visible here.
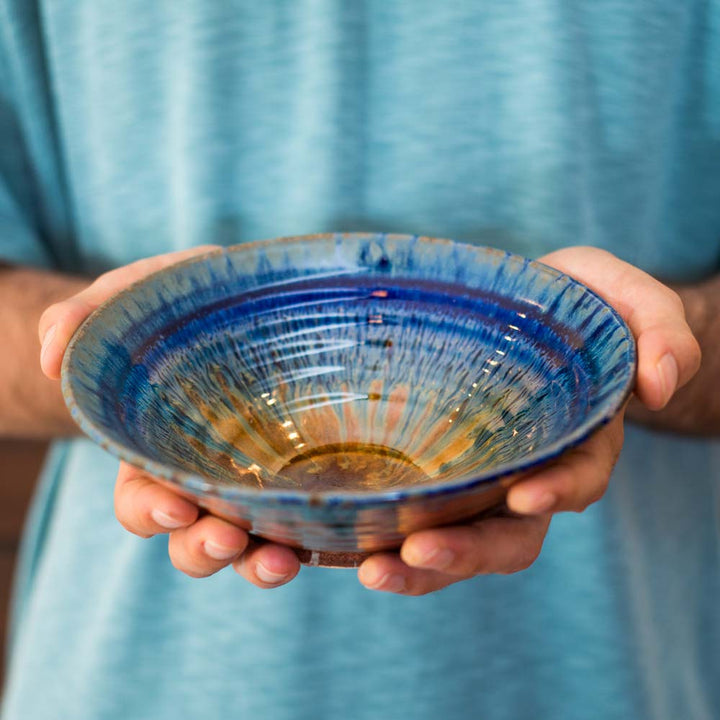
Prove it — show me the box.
[62,234,636,553]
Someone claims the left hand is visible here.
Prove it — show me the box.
[358,247,701,595]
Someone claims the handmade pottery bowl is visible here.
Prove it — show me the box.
[61,233,635,566]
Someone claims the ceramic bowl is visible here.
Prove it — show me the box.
[61,234,635,566]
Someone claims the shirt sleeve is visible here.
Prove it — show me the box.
[0,10,68,271]
[0,186,56,269]
[0,75,57,268]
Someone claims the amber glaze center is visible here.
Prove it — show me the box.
[276,442,430,491]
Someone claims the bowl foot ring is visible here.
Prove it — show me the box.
[295,549,373,568]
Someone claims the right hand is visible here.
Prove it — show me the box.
[39,247,302,587]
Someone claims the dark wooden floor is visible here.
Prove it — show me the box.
[0,440,46,689]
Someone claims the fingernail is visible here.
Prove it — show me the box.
[151,508,187,530]
[517,491,556,514]
[256,562,289,585]
[409,546,454,571]
[657,353,678,406]
[376,573,406,593]
[203,541,240,561]
[359,567,405,592]
[40,324,57,370]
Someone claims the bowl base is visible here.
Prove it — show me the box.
[295,548,372,568]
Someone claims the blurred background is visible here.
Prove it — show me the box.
[0,440,46,687]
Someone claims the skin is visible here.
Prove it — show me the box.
[2,245,708,594]
[0,264,86,437]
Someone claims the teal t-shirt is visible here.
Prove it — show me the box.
[1,2,719,719]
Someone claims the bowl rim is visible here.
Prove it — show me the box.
[61,233,637,507]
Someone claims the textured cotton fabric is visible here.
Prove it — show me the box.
[1,2,719,719]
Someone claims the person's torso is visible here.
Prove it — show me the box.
[2,0,719,277]
[2,3,720,720]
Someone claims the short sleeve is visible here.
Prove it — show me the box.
[0,80,56,268]
[0,185,56,269]
[0,6,71,271]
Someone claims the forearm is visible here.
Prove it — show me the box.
[0,265,88,438]
[627,274,720,436]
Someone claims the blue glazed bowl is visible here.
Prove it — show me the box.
[61,234,635,566]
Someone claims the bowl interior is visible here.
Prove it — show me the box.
[63,234,635,497]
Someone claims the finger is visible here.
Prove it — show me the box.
[168,515,250,578]
[400,514,551,578]
[358,553,455,596]
[359,514,550,596]
[635,324,698,410]
[540,247,701,409]
[232,540,301,588]
[114,462,199,538]
[39,245,221,379]
[506,414,624,515]
[39,295,96,378]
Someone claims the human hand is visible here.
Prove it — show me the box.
[39,247,301,587]
[357,247,701,595]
